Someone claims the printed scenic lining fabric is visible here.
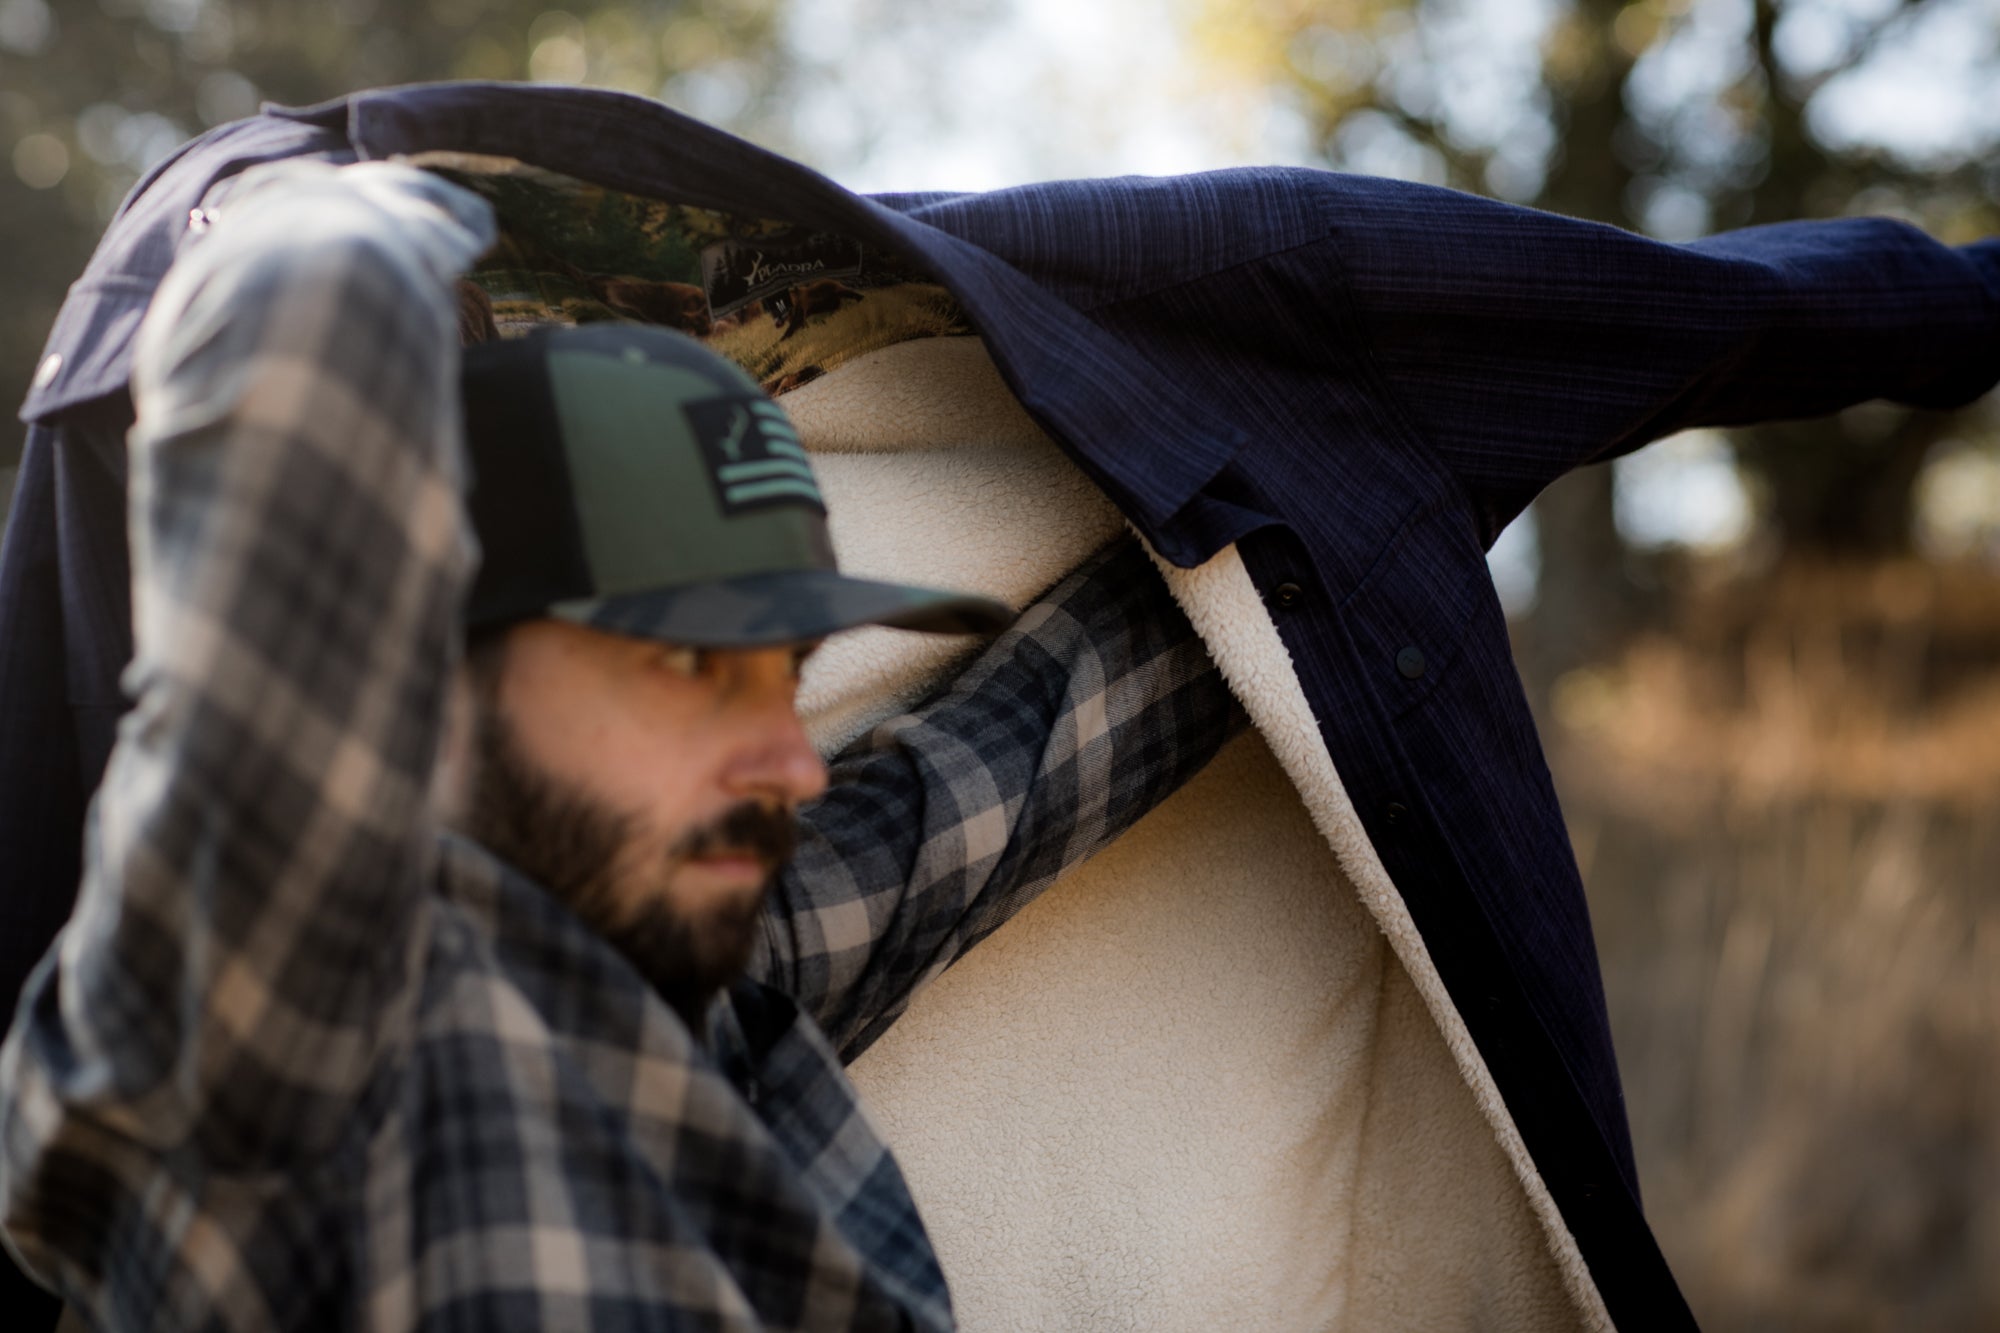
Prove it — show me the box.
[414,151,974,396]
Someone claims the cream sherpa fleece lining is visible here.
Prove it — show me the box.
[786,336,1608,1332]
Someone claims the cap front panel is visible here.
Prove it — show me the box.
[684,396,828,519]
[544,349,835,598]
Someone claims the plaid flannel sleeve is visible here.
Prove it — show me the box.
[759,539,1246,1061]
[0,162,492,1281]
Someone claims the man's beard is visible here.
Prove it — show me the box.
[464,707,797,1030]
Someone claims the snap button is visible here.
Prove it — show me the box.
[1383,802,1409,825]
[188,207,212,234]
[32,353,61,389]
[1272,582,1303,609]
[1396,646,1427,680]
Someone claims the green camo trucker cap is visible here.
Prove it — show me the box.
[459,324,1012,646]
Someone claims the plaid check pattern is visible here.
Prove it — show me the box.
[0,164,1240,1331]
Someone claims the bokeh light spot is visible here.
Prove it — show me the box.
[11,132,69,189]
[196,71,259,127]
[0,0,54,56]
[528,9,588,83]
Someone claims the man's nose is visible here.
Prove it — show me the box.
[723,690,828,807]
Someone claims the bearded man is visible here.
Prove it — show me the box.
[0,161,1238,1331]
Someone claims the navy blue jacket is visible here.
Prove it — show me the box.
[5,82,1998,1330]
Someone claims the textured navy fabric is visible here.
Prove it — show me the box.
[4,81,1998,1330]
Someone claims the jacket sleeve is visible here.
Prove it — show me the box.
[756,538,1245,1063]
[0,160,494,1282]
[1310,176,2000,539]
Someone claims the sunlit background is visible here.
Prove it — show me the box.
[4,0,1999,1326]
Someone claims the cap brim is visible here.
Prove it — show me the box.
[557,568,1015,647]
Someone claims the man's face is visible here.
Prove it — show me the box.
[458,619,828,1027]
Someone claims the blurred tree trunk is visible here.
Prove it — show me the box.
[1738,409,1957,556]
[1526,464,1630,696]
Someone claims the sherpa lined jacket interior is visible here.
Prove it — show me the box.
[789,336,1605,1332]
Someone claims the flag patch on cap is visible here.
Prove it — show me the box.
[683,396,827,517]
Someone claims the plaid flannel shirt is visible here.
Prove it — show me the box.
[0,162,1240,1331]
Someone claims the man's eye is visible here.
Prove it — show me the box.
[655,645,705,677]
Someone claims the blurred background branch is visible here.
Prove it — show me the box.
[4,0,1998,1325]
